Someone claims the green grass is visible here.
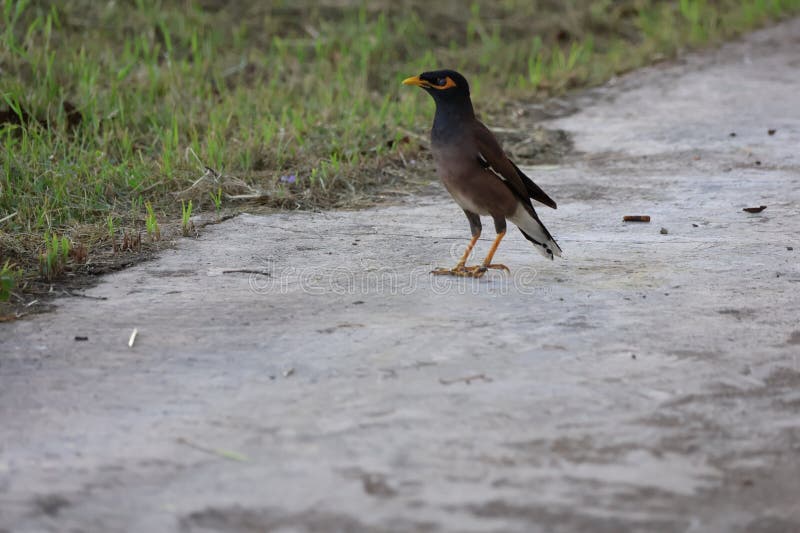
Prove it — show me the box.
[38,232,70,281]
[144,201,160,241]
[181,199,193,236]
[209,186,223,216]
[0,259,21,301]
[2,0,800,291]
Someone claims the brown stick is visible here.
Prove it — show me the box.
[439,373,492,385]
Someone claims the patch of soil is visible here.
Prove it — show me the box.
[0,247,161,320]
[494,126,574,165]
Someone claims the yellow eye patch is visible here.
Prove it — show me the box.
[429,76,457,90]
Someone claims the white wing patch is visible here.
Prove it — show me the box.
[477,152,507,181]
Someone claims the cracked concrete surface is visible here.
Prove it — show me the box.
[2,19,800,533]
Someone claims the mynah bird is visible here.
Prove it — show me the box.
[403,69,562,277]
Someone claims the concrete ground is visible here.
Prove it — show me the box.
[2,19,800,533]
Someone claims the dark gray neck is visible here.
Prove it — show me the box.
[431,97,475,144]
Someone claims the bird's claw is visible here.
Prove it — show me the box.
[482,263,510,273]
[431,264,510,278]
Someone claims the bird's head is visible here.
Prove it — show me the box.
[402,69,471,106]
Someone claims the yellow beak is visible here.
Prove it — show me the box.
[402,75,428,88]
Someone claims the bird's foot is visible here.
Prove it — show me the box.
[431,264,510,278]
[482,263,510,273]
[431,265,468,277]
[466,264,510,278]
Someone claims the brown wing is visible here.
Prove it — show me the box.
[473,120,557,209]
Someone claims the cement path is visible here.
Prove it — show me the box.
[2,19,800,533]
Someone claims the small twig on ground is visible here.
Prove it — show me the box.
[0,212,17,225]
[397,149,408,168]
[176,437,249,462]
[137,180,165,194]
[9,291,25,303]
[224,193,269,200]
[439,373,492,385]
[221,59,248,78]
[221,268,270,276]
[185,146,204,171]
[128,328,138,348]
[62,290,108,300]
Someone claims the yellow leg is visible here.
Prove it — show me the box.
[482,231,506,268]
[466,231,509,278]
[432,233,479,276]
[456,233,480,268]
[432,232,510,278]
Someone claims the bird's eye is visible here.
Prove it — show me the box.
[437,77,447,86]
